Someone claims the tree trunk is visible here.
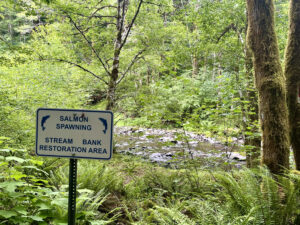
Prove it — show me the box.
[244,38,261,168]
[246,0,290,174]
[106,0,128,110]
[106,44,120,110]
[285,0,300,170]
[245,86,261,168]
[192,55,199,77]
[106,0,143,110]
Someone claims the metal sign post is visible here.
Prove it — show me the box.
[298,85,300,103]
[68,158,77,225]
[36,108,113,225]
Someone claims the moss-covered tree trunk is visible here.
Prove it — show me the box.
[246,0,290,174]
[244,44,261,168]
[285,0,300,170]
[106,0,125,111]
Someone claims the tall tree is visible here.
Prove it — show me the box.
[246,0,290,174]
[106,0,144,110]
[285,0,300,170]
[36,0,145,110]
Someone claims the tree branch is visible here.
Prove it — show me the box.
[105,57,113,68]
[50,57,108,85]
[116,48,146,84]
[89,15,117,19]
[119,0,143,51]
[120,0,128,33]
[216,23,236,43]
[90,5,118,19]
[66,14,111,76]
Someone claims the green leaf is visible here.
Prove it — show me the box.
[7,191,24,198]
[31,178,49,185]
[10,173,27,180]
[5,156,25,163]
[90,220,112,225]
[30,159,44,166]
[22,166,48,175]
[0,137,10,140]
[29,215,44,221]
[14,206,28,215]
[0,181,26,192]
[0,210,17,218]
[0,149,11,153]
[35,202,52,210]
[51,198,68,208]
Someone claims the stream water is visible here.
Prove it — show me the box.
[114,127,246,169]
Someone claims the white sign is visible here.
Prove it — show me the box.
[36,108,113,160]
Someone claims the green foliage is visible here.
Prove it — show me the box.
[0,62,89,146]
[121,71,219,128]
[0,0,286,150]
[49,159,125,194]
[122,165,300,224]
[211,168,300,225]
[1,140,299,224]
[141,205,196,225]
[0,0,46,65]
[0,0,296,224]
[0,146,56,224]
[0,141,117,224]
[67,156,299,224]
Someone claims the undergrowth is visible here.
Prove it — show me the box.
[0,138,118,225]
[1,140,300,224]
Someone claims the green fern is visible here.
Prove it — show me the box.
[146,205,196,225]
[214,167,300,225]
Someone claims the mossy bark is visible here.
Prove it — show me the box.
[106,0,124,111]
[285,0,300,170]
[246,0,290,174]
[245,45,261,168]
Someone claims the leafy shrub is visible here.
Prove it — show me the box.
[0,142,117,224]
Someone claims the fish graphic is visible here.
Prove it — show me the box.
[41,115,50,131]
[98,118,107,134]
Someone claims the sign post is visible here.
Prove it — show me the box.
[36,108,113,224]
[298,84,300,104]
[68,158,77,225]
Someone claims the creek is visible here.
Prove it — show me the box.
[114,127,246,169]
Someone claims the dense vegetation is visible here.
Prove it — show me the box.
[1,0,299,224]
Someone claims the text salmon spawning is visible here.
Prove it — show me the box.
[60,115,89,122]
[56,124,92,130]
